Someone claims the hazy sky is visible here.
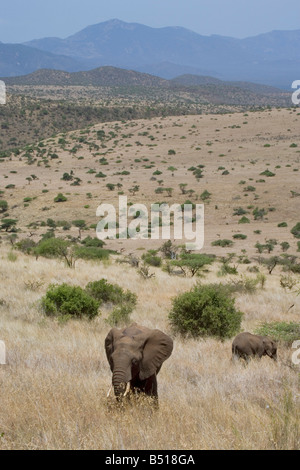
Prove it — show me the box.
[0,0,299,43]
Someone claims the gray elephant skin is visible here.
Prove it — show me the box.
[105,323,173,401]
[232,332,277,362]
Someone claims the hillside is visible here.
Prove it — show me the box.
[0,108,299,258]
[4,66,167,87]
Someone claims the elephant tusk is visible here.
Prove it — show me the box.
[107,385,112,398]
[123,382,131,397]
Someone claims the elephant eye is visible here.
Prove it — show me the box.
[132,358,138,365]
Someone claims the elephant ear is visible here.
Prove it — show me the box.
[139,329,173,380]
[105,328,123,372]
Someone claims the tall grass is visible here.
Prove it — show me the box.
[0,245,299,449]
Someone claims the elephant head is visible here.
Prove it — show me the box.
[262,336,277,360]
[105,323,173,399]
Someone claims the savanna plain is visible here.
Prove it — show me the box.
[0,98,299,449]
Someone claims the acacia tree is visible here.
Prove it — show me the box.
[72,220,86,239]
[35,238,77,268]
[0,200,8,213]
[0,219,17,232]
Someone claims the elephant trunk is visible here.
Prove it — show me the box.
[112,369,131,398]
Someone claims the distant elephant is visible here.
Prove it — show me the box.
[232,332,277,363]
[105,323,173,402]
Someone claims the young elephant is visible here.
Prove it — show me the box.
[232,332,277,363]
[105,323,173,402]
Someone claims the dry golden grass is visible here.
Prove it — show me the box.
[0,244,299,450]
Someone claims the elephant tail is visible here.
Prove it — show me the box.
[231,343,239,361]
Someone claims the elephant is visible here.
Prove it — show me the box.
[232,332,277,363]
[105,323,173,402]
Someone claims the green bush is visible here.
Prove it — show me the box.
[54,193,67,203]
[233,234,247,239]
[86,279,137,326]
[171,253,215,277]
[74,246,110,260]
[142,250,162,267]
[211,239,234,247]
[238,216,250,224]
[169,283,243,339]
[85,279,137,307]
[255,322,300,345]
[41,283,100,319]
[106,304,133,327]
[16,238,37,254]
[278,222,288,228]
[291,222,300,239]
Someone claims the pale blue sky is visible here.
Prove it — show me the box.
[0,0,299,43]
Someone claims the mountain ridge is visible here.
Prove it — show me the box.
[1,19,299,88]
[3,65,288,96]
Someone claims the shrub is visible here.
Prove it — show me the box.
[233,234,247,240]
[41,283,100,319]
[226,275,259,294]
[168,283,243,339]
[200,190,212,201]
[85,279,136,307]
[106,304,133,327]
[233,207,248,216]
[74,246,110,260]
[291,222,300,239]
[211,239,234,247]
[238,216,250,224]
[260,169,275,177]
[54,193,67,203]
[255,322,300,345]
[142,250,162,267]
[278,222,288,228]
[81,236,105,248]
[16,238,37,254]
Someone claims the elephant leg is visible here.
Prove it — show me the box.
[144,374,158,398]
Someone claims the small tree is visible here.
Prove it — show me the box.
[171,253,214,277]
[72,219,86,239]
[35,238,76,268]
[0,200,8,213]
[0,219,17,232]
